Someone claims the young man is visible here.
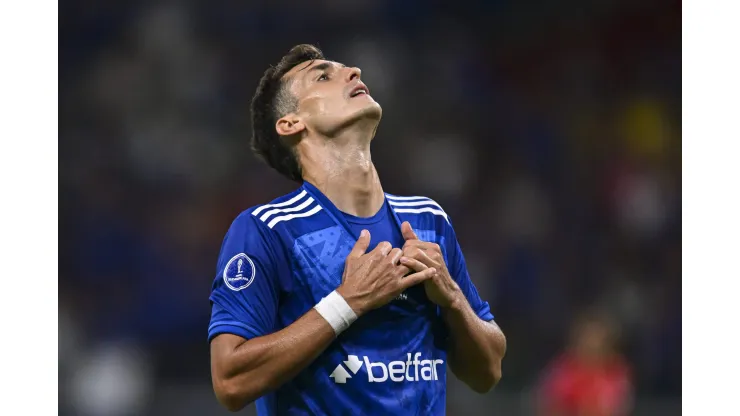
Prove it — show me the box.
[208,44,506,415]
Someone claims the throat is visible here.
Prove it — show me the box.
[310,164,385,218]
[300,138,385,218]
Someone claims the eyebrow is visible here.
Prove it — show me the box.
[300,62,346,74]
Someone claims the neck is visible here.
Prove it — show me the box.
[299,129,384,218]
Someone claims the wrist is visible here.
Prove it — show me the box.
[335,285,366,317]
[314,290,358,336]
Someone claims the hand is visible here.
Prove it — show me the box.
[400,221,463,309]
[336,229,437,316]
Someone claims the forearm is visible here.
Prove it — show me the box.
[212,308,336,410]
[442,298,507,393]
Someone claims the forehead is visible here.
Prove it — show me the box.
[282,59,344,82]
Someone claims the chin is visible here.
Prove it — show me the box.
[356,100,382,121]
[320,101,383,137]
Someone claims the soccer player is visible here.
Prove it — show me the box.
[208,44,507,415]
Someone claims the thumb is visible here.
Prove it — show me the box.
[349,229,371,258]
[401,221,419,241]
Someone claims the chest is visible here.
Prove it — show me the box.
[287,224,399,292]
[290,225,356,296]
[279,223,449,350]
[286,225,441,310]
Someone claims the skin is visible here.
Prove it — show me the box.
[277,60,384,218]
[400,222,507,393]
[211,58,506,411]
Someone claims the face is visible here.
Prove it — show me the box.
[276,59,382,138]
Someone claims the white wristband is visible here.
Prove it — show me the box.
[314,290,357,336]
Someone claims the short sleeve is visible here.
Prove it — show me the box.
[208,211,282,342]
[443,218,494,322]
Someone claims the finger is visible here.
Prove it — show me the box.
[401,221,419,241]
[371,241,393,257]
[399,256,428,272]
[401,249,435,268]
[402,239,433,250]
[403,239,442,254]
[348,229,371,258]
[400,267,437,290]
[394,264,411,277]
[389,248,403,265]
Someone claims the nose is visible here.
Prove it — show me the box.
[346,66,361,82]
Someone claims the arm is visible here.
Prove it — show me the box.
[210,310,336,411]
[441,301,506,393]
[210,230,436,411]
[400,221,507,393]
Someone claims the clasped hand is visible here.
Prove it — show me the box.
[399,221,463,309]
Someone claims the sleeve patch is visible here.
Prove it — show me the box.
[223,253,256,291]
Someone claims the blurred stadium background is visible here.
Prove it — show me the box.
[59,0,681,415]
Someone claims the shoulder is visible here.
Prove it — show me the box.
[231,187,325,235]
[219,189,312,262]
[385,192,451,229]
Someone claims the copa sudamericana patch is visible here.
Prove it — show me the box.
[223,253,256,291]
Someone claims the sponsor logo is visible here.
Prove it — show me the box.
[330,353,444,384]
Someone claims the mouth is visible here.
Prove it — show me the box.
[349,84,370,98]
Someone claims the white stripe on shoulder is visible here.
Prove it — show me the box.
[387,194,446,214]
[259,197,315,222]
[385,194,434,201]
[252,190,308,217]
[387,198,444,210]
[267,205,323,229]
[392,207,449,222]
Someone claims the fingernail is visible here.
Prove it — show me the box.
[400,257,408,263]
[361,230,368,237]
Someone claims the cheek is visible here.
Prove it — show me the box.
[324,96,349,114]
[300,95,323,114]
[303,95,344,118]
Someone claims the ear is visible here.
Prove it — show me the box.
[276,114,306,137]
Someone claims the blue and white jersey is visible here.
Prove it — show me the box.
[208,181,494,416]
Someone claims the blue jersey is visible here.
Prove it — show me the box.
[208,181,494,415]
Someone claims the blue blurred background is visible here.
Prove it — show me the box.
[59,0,681,414]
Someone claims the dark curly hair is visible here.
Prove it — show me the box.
[250,44,325,182]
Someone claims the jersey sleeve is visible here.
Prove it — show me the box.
[443,217,495,322]
[208,211,283,342]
